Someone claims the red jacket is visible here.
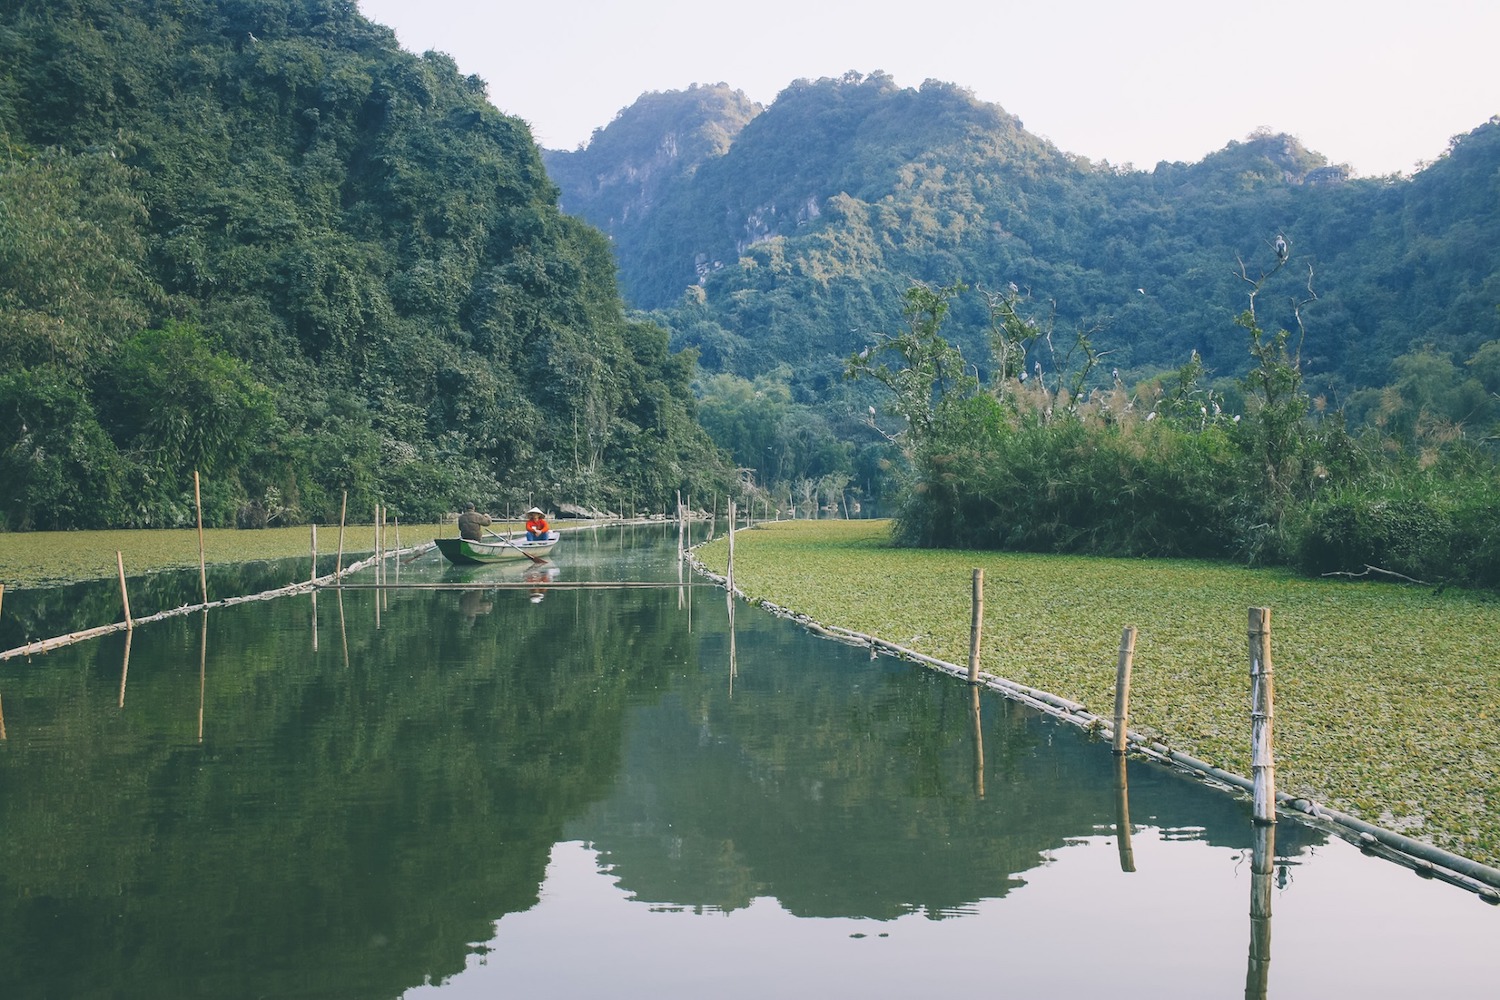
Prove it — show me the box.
[526,516,548,536]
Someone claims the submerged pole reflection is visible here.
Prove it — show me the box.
[118,628,133,709]
[1114,754,1136,873]
[1245,821,1276,999]
[197,610,207,743]
[970,684,985,799]
[338,588,349,670]
[727,590,737,697]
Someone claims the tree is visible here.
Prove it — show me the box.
[845,283,976,459]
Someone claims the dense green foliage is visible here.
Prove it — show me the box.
[697,520,1500,867]
[0,0,728,530]
[843,271,1500,589]
[547,73,1500,535]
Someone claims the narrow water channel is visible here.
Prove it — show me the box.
[0,523,1494,999]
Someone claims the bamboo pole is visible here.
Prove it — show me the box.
[0,690,5,739]
[336,491,348,577]
[117,551,134,630]
[0,582,5,621]
[193,470,208,605]
[1113,625,1138,754]
[1248,607,1276,824]
[968,569,984,683]
[726,500,736,595]
[310,523,318,584]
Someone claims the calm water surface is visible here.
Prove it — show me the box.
[1,523,1495,999]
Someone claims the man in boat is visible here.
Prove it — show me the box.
[524,506,549,541]
[458,502,492,541]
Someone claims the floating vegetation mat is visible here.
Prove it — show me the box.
[698,519,1500,869]
[0,523,450,588]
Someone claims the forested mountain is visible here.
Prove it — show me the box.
[544,73,1500,506]
[0,0,726,531]
[548,72,1500,388]
[541,73,1500,586]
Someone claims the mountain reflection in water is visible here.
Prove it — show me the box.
[0,523,1494,1000]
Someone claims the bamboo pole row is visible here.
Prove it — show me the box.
[0,542,432,663]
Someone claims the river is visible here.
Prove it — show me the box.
[0,522,1494,999]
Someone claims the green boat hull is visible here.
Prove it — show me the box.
[433,533,559,565]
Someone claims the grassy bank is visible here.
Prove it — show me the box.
[0,521,457,588]
[696,519,1500,869]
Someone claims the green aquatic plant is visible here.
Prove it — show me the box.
[698,519,1500,868]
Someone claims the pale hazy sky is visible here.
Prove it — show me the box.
[356,0,1498,177]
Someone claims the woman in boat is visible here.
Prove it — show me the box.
[457,502,492,541]
[524,506,549,541]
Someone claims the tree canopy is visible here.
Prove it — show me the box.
[0,0,728,529]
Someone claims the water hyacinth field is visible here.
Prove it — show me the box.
[695,519,1500,870]
[0,522,450,589]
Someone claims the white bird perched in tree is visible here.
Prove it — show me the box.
[1274,234,1288,263]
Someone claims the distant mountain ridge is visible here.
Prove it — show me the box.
[544,72,1500,399]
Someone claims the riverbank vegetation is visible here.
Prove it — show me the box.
[696,519,1500,869]
[845,277,1500,591]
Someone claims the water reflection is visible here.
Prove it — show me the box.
[1115,753,1137,873]
[1246,822,1276,1000]
[0,525,1494,1000]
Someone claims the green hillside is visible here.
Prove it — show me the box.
[547,72,1500,398]
[0,0,727,531]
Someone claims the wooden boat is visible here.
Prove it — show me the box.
[433,531,559,565]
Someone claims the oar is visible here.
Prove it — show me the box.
[484,526,546,564]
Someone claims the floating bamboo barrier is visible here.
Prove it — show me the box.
[0,543,433,662]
